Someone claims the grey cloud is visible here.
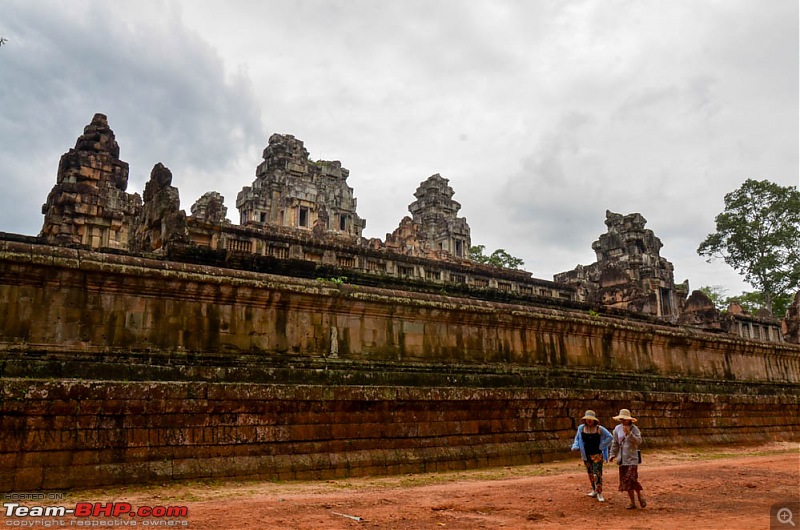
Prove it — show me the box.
[0,0,264,234]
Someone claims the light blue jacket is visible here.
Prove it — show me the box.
[571,424,613,462]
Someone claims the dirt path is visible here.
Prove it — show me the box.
[3,443,798,529]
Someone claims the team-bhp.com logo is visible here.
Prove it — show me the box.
[4,502,189,526]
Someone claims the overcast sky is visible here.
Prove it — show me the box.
[2,0,797,298]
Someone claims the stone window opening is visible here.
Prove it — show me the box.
[366,260,385,271]
[398,266,414,278]
[260,212,266,223]
[299,206,309,227]
[455,240,463,257]
[339,214,348,232]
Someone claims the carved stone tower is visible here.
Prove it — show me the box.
[235,134,365,238]
[555,210,680,320]
[407,174,471,258]
[40,113,141,249]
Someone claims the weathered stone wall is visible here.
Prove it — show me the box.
[0,238,798,491]
[2,379,797,491]
[1,239,798,382]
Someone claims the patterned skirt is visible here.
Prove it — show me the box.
[618,465,643,492]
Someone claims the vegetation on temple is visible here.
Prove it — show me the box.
[698,179,800,316]
[468,245,525,270]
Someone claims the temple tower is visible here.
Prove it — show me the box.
[407,174,471,258]
[40,113,141,249]
[555,210,680,320]
[236,134,365,237]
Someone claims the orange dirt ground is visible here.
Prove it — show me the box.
[3,443,798,529]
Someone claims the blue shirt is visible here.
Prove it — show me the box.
[571,424,613,462]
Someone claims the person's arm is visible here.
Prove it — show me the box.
[600,426,613,462]
[571,425,582,451]
[609,426,619,460]
[599,426,613,450]
[630,424,643,446]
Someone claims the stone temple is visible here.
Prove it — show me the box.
[37,113,790,344]
[1,113,797,491]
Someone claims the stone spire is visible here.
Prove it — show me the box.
[131,163,187,252]
[40,113,141,249]
[406,174,471,258]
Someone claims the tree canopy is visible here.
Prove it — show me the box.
[697,179,800,315]
[468,245,525,270]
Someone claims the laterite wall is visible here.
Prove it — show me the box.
[2,379,798,491]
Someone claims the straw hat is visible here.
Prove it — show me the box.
[613,409,637,422]
[581,410,600,423]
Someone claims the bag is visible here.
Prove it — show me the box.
[637,450,642,464]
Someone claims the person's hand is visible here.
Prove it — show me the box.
[623,425,630,435]
[609,456,615,462]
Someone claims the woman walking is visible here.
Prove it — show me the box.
[609,408,646,509]
[571,410,613,502]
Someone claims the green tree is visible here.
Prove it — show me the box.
[729,290,793,318]
[468,245,525,270]
[698,179,800,315]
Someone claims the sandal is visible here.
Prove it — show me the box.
[639,498,647,508]
[626,504,637,510]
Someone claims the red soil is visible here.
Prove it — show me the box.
[4,443,798,529]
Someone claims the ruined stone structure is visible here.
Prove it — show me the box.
[34,115,791,342]
[40,113,141,249]
[677,290,723,331]
[4,113,797,490]
[191,191,230,225]
[0,238,798,490]
[236,134,365,238]
[555,211,681,321]
[131,163,187,252]
[677,291,783,341]
[406,174,471,258]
